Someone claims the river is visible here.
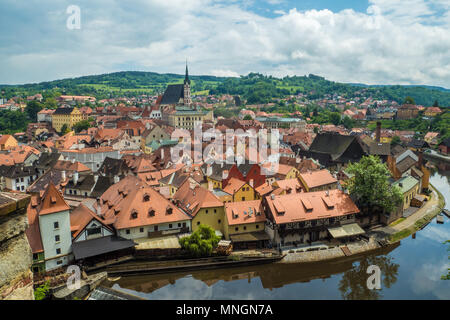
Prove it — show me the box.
[106,159,450,300]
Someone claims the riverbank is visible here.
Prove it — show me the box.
[383,184,445,243]
[279,183,446,264]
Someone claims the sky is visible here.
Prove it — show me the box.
[0,0,449,87]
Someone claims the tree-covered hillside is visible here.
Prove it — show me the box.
[1,71,450,106]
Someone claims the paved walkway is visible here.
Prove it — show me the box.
[370,185,443,239]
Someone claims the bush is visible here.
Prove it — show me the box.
[34,280,50,300]
[179,225,221,257]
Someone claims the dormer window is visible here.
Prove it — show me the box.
[143,194,150,202]
[148,209,155,217]
[166,207,173,215]
[50,196,56,204]
[130,211,138,219]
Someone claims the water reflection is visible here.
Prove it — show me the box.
[338,255,399,300]
[107,244,400,299]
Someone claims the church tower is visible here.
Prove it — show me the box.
[183,62,192,107]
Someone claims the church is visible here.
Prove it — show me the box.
[160,64,214,130]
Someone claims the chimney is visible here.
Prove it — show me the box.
[376,121,381,143]
[95,198,101,216]
[271,194,275,200]
[73,171,79,185]
[208,181,213,191]
[296,157,301,164]
[417,150,423,168]
[61,170,66,181]
[249,179,254,188]
[114,175,120,184]
[94,174,99,183]
[206,166,212,177]
[71,158,75,163]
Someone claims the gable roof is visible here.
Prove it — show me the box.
[160,84,184,105]
[299,169,337,188]
[37,182,71,216]
[97,175,190,229]
[173,179,223,216]
[223,177,248,195]
[70,203,111,239]
[308,133,364,161]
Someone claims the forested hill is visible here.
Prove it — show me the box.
[1,71,450,107]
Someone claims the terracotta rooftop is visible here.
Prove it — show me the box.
[97,175,190,230]
[299,169,337,189]
[266,189,359,225]
[225,200,266,226]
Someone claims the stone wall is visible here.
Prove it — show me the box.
[0,193,33,300]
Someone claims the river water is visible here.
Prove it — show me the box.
[108,159,450,300]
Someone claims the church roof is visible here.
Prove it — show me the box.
[160,84,184,105]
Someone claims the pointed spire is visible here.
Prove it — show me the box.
[184,60,190,85]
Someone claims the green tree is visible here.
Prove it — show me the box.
[73,120,92,133]
[329,112,341,126]
[403,96,415,105]
[346,155,403,214]
[25,100,43,122]
[433,100,439,108]
[243,114,253,120]
[43,97,57,109]
[34,281,50,300]
[342,116,355,130]
[60,124,69,135]
[179,224,221,257]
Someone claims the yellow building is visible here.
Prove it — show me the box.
[393,176,420,211]
[51,107,82,133]
[223,200,269,249]
[168,107,214,130]
[0,135,18,150]
[223,178,255,202]
[275,164,299,180]
[173,181,226,234]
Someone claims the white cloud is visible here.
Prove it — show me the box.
[0,0,449,87]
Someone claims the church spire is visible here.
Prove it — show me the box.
[184,60,190,85]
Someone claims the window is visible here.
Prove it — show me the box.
[55,235,60,242]
[178,223,181,228]
[126,229,130,235]
[214,209,217,213]
[140,228,144,233]
[243,226,247,230]
[169,224,172,229]
[218,219,221,224]
[33,253,38,260]
[197,221,200,225]
[131,212,138,219]
[143,194,150,202]
[148,209,155,217]
[256,224,259,229]
[205,209,208,214]
[57,260,62,265]
[235,227,239,231]
[87,227,101,236]
[54,222,59,229]
[56,248,61,255]
[242,197,245,201]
